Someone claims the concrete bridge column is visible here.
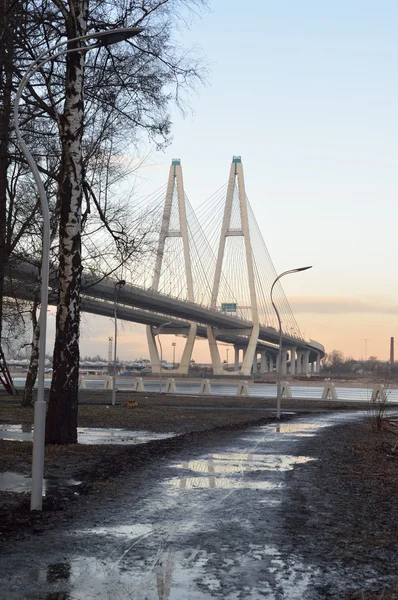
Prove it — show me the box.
[234,346,240,371]
[290,346,297,375]
[296,351,302,374]
[260,352,268,373]
[316,353,321,374]
[269,355,274,373]
[303,350,310,374]
[281,348,288,375]
[252,353,259,374]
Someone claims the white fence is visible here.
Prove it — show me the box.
[75,376,397,403]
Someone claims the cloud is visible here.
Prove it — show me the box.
[289,296,398,315]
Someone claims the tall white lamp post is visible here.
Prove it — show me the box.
[112,280,126,406]
[270,266,312,419]
[14,26,143,511]
[156,322,171,393]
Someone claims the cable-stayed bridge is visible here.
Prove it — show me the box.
[7,156,324,377]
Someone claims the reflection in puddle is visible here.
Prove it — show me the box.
[240,422,331,440]
[25,544,317,600]
[175,454,314,474]
[77,428,173,445]
[267,422,329,434]
[0,472,81,494]
[0,424,174,445]
[75,523,153,539]
[167,477,282,490]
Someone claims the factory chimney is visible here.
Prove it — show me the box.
[390,337,394,369]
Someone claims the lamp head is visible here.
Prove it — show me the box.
[296,266,312,272]
[93,27,144,47]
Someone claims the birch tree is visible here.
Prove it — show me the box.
[9,0,206,443]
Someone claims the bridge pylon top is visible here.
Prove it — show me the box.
[171,158,181,166]
[232,155,241,164]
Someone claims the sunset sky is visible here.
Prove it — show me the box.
[47,1,398,363]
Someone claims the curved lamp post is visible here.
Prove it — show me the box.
[112,280,126,406]
[156,322,171,393]
[14,26,143,511]
[270,266,312,419]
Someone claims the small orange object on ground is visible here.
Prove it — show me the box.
[125,400,139,408]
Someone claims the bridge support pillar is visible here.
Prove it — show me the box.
[234,346,240,371]
[316,353,321,374]
[303,350,310,374]
[289,346,297,375]
[260,352,268,373]
[296,351,302,374]
[252,353,259,374]
[281,349,288,375]
[269,355,274,373]
[208,157,260,378]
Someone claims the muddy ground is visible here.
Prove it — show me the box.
[1,392,398,598]
[1,391,309,541]
[282,419,398,598]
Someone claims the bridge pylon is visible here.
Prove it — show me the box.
[207,156,259,376]
[146,159,197,375]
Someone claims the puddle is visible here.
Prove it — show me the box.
[0,472,81,494]
[175,454,314,474]
[167,476,283,490]
[0,423,33,442]
[77,428,173,445]
[0,424,174,445]
[75,523,153,539]
[240,422,330,440]
[24,544,318,600]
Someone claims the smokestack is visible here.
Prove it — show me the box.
[390,337,394,365]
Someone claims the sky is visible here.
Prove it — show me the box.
[55,0,398,363]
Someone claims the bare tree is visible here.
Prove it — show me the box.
[4,0,207,442]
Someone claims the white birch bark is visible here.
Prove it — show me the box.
[46,0,88,443]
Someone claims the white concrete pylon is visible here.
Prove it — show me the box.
[133,377,144,392]
[371,384,387,402]
[165,378,176,393]
[322,383,337,400]
[146,159,197,375]
[199,379,211,394]
[237,380,249,396]
[207,157,259,377]
[280,382,292,398]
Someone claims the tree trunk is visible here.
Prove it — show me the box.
[45,0,87,444]
[21,297,40,407]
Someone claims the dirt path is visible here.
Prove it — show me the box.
[1,412,397,599]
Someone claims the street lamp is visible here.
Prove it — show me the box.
[156,322,171,393]
[112,280,126,406]
[172,342,176,368]
[14,26,143,511]
[270,266,312,419]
